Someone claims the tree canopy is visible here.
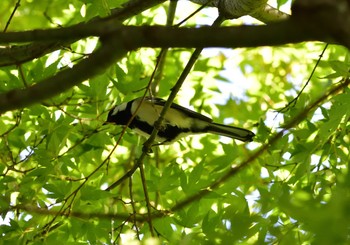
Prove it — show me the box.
[0,0,349,244]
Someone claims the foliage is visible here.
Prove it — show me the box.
[0,0,350,244]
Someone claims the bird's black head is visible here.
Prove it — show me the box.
[106,102,131,126]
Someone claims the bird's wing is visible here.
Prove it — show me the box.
[148,97,213,123]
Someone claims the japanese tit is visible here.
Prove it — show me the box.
[106,97,255,144]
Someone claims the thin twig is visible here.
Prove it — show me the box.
[129,174,141,240]
[151,0,178,95]
[11,74,348,224]
[3,0,21,32]
[106,15,225,190]
[142,15,226,153]
[170,78,350,212]
[175,0,214,27]
[278,43,329,113]
[139,163,155,236]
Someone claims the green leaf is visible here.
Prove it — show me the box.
[80,186,112,201]
[153,217,176,239]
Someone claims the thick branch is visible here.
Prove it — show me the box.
[0,19,339,48]
[1,0,348,67]
[0,1,349,113]
[0,0,348,49]
[118,21,333,48]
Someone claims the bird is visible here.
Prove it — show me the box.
[105,97,255,144]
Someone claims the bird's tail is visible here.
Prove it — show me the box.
[206,123,255,142]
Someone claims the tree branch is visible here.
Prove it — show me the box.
[0,0,349,113]
[170,77,350,213]
[0,0,347,48]
[0,20,339,48]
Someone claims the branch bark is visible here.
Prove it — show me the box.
[0,0,348,48]
[0,0,349,113]
[0,20,341,50]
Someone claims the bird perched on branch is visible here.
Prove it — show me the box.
[106,97,255,144]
